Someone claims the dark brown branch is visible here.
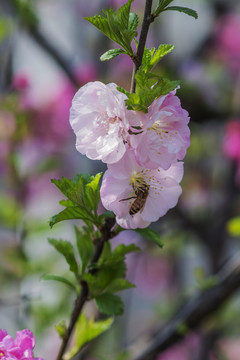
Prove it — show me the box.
[30,27,80,89]
[55,217,116,360]
[130,253,240,360]
[130,0,154,93]
[9,0,80,89]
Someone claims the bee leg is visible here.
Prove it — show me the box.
[119,196,136,202]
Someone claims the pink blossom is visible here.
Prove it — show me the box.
[100,149,183,229]
[130,90,190,170]
[222,119,240,161]
[70,81,130,164]
[12,73,30,91]
[214,14,240,73]
[0,329,44,360]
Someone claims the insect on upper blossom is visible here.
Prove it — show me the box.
[100,149,184,229]
[69,81,131,164]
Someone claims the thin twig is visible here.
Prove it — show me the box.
[129,253,240,360]
[55,217,116,360]
[130,0,154,93]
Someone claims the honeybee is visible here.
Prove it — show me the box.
[120,183,149,215]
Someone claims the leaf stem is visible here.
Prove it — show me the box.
[55,217,116,360]
[130,0,154,93]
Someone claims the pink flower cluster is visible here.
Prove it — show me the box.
[0,329,44,360]
[70,81,190,229]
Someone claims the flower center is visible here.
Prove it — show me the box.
[0,351,5,357]
[147,121,170,137]
[130,171,148,190]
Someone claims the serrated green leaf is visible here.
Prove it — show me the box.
[150,44,175,68]
[136,228,163,247]
[227,216,240,236]
[55,320,67,339]
[65,314,113,360]
[49,207,92,228]
[118,0,133,29]
[50,173,102,227]
[51,175,85,207]
[48,239,79,276]
[100,48,126,61]
[75,227,94,274]
[112,243,140,257]
[128,12,138,31]
[99,243,140,267]
[117,86,130,97]
[163,6,198,19]
[84,172,102,213]
[95,293,124,316]
[106,278,135,293]
[41,274,77,291]
[85,2,136,56]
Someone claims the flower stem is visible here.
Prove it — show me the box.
[55,217,116,360]
[130,0,154,93]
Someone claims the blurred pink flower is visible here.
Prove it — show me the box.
[12,73,30,92]
[215,14,240,72]
[130,90,190,170]
[100,149,183,229]
[219,338,240,360]
[0,329,44,360]
[222,119,240,161]
[70,81,130,164]
[222,119,240,185]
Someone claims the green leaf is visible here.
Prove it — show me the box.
[49,207,92,228]
[50,173,102,227]
[85,0,136,56]
[51,175,85,208]
[65,314,113,360]
[163,6,198,19]
[75,227,94,274]
[227,216,240,237]
[150,44,175,68]
[41,274,77,292]
[106,278,135,293]
[126,69,180,112]
[136,227,163,247]
[48,239,79,276]
[100,48,126,61]
[100,243,140,266]
[55,320,67,339]
[117,86,130,97]
[95,293,124,315]
[118,0,133,29]
[84,172,102,213]
[128,12,138,31]
[83,260,127,297]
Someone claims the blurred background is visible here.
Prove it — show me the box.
[0,0,240,359]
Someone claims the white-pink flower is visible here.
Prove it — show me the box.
[0,329,44,360]
[100,149,183,229]
[129,90,190,170]
[70,81,130,164]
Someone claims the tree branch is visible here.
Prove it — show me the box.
[130,0,154,93]
[55,217,116,360]
[130,253,240,360]
[9,0,80,88]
